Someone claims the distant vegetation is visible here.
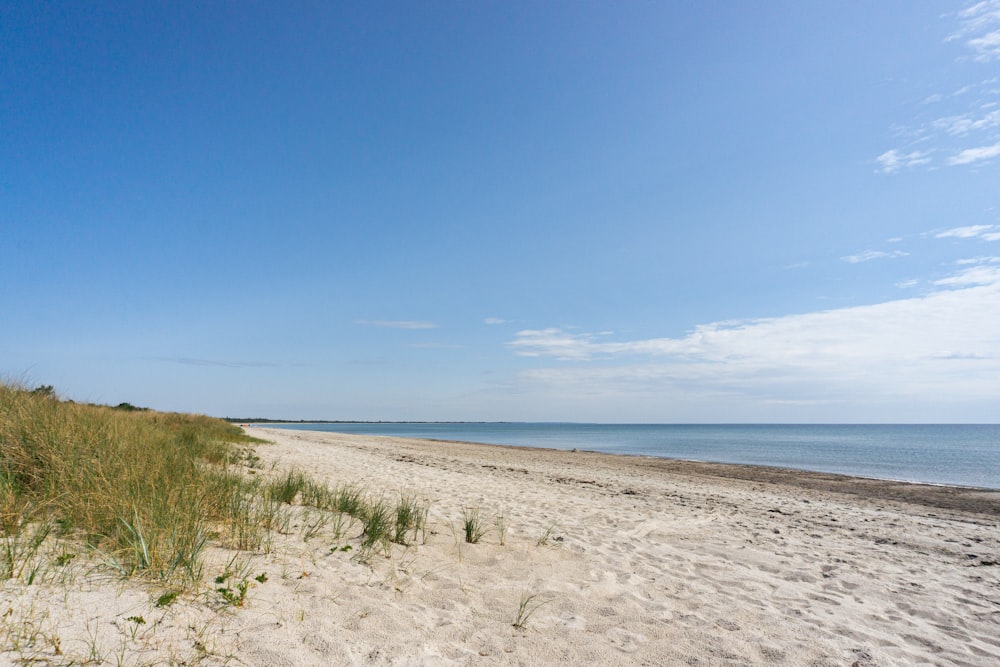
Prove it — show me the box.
[113,401,149,412]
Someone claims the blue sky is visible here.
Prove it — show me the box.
[3,1,999,422]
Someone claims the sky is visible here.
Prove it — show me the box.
[2,1,1000,423]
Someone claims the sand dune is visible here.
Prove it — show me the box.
[3,426,998,665]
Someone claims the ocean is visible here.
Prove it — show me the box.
[267,423,1000,490]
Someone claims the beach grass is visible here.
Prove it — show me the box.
[512,590,550,630]
[0,382,264,583]
[1,381,512,594]
[393,494,428,546]
[462,507,487,544]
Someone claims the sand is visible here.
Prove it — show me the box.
[3,426,999,666]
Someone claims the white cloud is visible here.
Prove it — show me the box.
[507,266,1000,419]
[355,320,438,329]
[969,29,1000,61]
[875,149,931,173]
[484,318,507,325]
[951,0,1000,61]
[933,263,1000,285]
[931,109,1000,135]
[509,329,609,361]
[840,249,909,263]
[936,224,1000,239]
[958,256,1000,263]
[947,140,1000,164]
[895,279,919,288]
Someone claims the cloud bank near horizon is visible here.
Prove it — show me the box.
[506,262,1000,419]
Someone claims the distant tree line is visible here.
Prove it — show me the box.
[29,385,148,411]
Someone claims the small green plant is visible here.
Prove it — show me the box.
[238,447,262,469]
[512,591,550,630]
[462,507,486,544]
[124,615,146,639]
[254,572,268,583]
[155,590,180,607]
[216,578,250,607]
[214,555,254,606]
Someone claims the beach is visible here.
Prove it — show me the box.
[3,426,999,665]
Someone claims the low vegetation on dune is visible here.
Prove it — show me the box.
[0,382,497,591]
[0,382,268,583]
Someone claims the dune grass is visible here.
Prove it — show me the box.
[1,382,503,592]
[462,507,487,544]
[0,382,264,583]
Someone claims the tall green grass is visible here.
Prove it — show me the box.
[0,383,262,582]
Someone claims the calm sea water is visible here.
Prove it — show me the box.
[267,423,1000,490]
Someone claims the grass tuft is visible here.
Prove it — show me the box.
[393,494,427,545]
[269,469,308,504]
[462,507,486,544]
[361,498,393,552]
[512,590,551,630]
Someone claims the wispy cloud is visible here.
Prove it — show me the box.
[950,0,1000,62]
[875,149,931,174]
[840,249,909,263]
[484,317,508,325]
[936,224,1000,240]
[878,3,1000,173]
[932,108,1000,135]
[947,140,1000,164]
[933,263,1000,286]
[355,320,438,329]
[154,357,280,368]
[957,255,1000,264]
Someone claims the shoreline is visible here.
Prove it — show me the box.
[260,426,1000,515]
[259,421,1000,491]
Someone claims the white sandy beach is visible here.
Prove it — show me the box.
[3,426,999,665]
